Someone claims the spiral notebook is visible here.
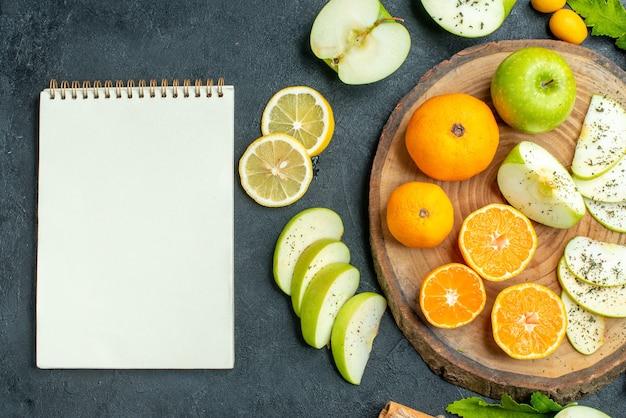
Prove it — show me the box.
[36,79,234,369]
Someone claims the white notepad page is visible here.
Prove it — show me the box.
[36,80,234,369]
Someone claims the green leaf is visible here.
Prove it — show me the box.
[567,0,626,49]
[445,394,557,418]
[530,392,564,414]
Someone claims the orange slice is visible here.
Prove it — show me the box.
[458,203,537,282]
[491,282,567,360]
[419,263,486,329]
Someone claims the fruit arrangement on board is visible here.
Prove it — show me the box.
[234,0,625,407]
[383,43,626,362]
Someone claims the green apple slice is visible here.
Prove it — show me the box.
[300,262,360,349]
[571,94,626,180]
[497,141,586,229]
[554,405,611,418]
[421,0,517,38]
[584,198,626,233]
[291,238,351,317]
[557,257,626,318]
[561,291,605,355]
[331,292,386,385]
[573,153,626,203]
[564,236,626,287]
[273,208,344,295]
[310,0,411,85]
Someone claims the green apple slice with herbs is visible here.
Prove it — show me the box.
[497,141,586,229]
[300,262,360,349]
[331,292,387,385]
[273,208,344,295]
[309,0,411,85]
[584,198,626,233]
[491,47,577,134]
[571,94,626,180]
[421,0,517,38]
[554,405,611,418]
[557,257,626,318]
[561,291,605,355]
[291,238,351,317]
[564,236,626,287]
[573,153,626,203]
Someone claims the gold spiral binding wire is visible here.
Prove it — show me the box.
[48,78,226,99]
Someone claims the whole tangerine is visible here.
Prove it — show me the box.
[386,181,454,248]
[405,93,499,181]
[549,8,588,45]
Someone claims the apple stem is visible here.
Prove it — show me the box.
[376,17,405,25]
[331,17,405,67]
[541,79,555,88]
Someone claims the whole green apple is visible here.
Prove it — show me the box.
[491,47,576,134]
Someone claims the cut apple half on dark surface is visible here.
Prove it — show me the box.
[310,0,411,85]
[300,262,360,349]
[421,0,517,38]
[291,238,351,317]
[273,208,344,295]
[331,292,387,385]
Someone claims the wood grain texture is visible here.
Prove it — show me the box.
[369,39,626,404]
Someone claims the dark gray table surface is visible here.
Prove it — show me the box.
[2,0,625,416]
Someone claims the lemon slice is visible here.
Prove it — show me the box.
[261,86,334,156]
[238,133,313,207]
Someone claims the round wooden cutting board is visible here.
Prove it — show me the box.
[369,39,626,404]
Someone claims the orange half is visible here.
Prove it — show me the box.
[492,282,567,360]
[458,203,538,282]
[419,263,486,329]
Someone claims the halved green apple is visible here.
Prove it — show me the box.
[421,0,517,38]
[561,291,605,355]
[291,238,351,317]
[564,236,626,287]
[331,292,387,385]
[557,257,626,318]
[584,198,626,233]
[571,94,626,180]
[310,0,411,85]
[497,141,585,229]
[273,208,344,295]
[300,262,360,349]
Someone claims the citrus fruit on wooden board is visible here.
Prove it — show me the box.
[419,263,486,329]
[458,203,538,282]
[238,133,313,207]
[405,93,499,181]
[385,181,454,248]
[491,282,567,360]
[369,39,626,403]
[261,86,334,156]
